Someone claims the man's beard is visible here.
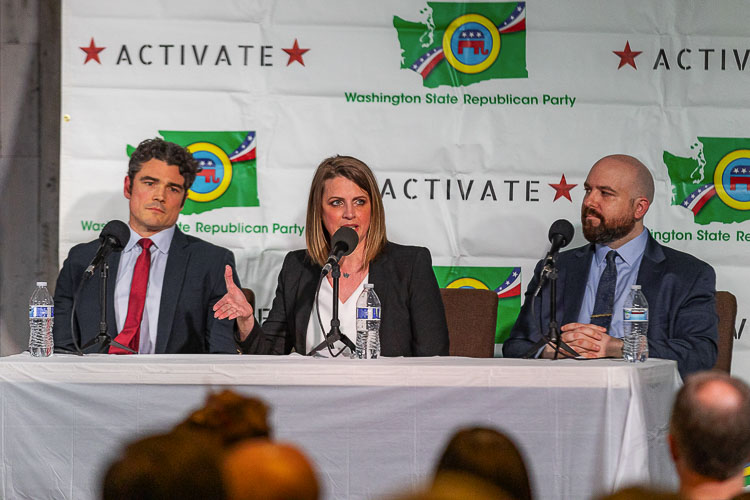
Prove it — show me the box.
[581,207,637,245]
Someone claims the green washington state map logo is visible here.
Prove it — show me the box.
[664,137,750,225]
[127,131,259,215]
[393,2,527,88]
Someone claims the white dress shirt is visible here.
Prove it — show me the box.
[576,228,649,337]
[114,225,175,354]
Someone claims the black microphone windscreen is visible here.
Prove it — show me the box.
[331,226,359,257]
[548,219,574,248]
[99,220,130,251]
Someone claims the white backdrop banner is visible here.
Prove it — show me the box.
[61,0,750,380]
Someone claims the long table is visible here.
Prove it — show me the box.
[0,354,681,500]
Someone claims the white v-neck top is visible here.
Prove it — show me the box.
[305,274,369,356]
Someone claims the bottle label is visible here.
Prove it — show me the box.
[623,308,647,321]
[356,307,381,320]
[29,305,54,319]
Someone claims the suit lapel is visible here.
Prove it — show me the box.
[368,248,395,346]
[106,251,121,338]
[561,244,594,325]
[368,250,387,303]
[636,234,666,306]
[294,258,320,354]
[155,228,188,354]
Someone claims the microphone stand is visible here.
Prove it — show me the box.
[308,261,356,356]
[523,254,578,359]
[80,263,135,354]
[546,266,564,359]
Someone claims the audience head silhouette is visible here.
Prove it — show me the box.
[223,440,320,500]
[435,426,532,500]
[669,370,750,500]
[102,430,226,500]
[174,390,271,447]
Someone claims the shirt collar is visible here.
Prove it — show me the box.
[123,224,176,255]
[593,227,649,267]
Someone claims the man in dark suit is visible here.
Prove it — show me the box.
[503,155,718,377]
[53,138,262,354]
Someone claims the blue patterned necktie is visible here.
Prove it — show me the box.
[590,250,618,329]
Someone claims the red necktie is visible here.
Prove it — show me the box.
[109,238,153,354]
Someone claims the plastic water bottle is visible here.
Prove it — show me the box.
[623,284,648,363]
[355,284,381,359]
[29,281,54,357]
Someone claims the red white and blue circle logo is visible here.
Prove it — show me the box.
[185,131,256,203]
[714,149,750,210]
[187,143,233,203]
[442,14,500,74]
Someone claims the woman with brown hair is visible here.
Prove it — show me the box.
[218,155,449,356]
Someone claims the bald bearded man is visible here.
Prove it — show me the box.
[503,155,718,377]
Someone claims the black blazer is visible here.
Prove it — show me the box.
[52,227,255,354]
[243,242,450,356]
[503,233,718,377]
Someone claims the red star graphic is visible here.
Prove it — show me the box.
[282,39,310,66]
[613,41,642,70]
[549,174,577,202]
[80,37,105,64]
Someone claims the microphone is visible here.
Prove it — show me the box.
[533,219,575,296]
[83,220,130,279]
[547,219,575,259]
[321,227,359,276]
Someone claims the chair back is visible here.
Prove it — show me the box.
[714,290,736,372]
[440,288,498,358]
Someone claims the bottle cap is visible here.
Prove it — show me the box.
[364,283,374,289]
[36,281,47,287]
[631,284,641,290]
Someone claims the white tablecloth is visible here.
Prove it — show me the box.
[0,354,681,500]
